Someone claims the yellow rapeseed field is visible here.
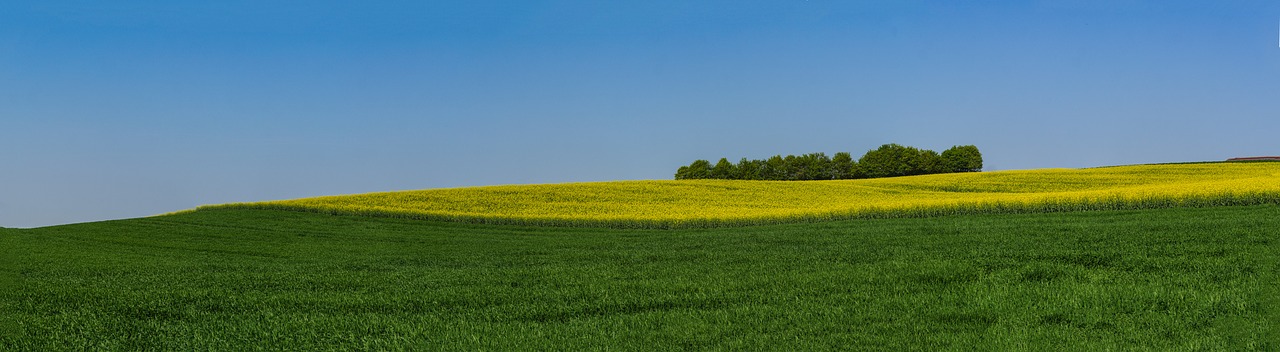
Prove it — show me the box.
[199,162,1280,228]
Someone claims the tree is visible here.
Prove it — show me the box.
[680,159,712,179]
[899,145,927,176]
[800,153,832,180]
[942,145,983,172]
[674,144,981,181]
[711,158,736,179]
[788,154,808,180]
[737,158,762,180]
[917,149,948,175]
[857,144,963,177]
[857,144,914,178]
[831,152,855,179]
[763,155,786,180]
[783,155,799,180]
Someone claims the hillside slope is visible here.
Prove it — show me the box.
[198,162,1280,228]
[2,206,1277,349]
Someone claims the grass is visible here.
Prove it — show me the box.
[197,162,1280,228]
[3,205,1277,350]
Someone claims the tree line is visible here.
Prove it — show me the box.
[674,144,982,181]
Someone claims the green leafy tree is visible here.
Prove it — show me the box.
[918,149,948,175]
[737,158,762,180]
[764,155,787,180]
[831,152,855,179]
[900,146,928,176]
[675,165,690,180]
[942,145,983,172]
[800,153,832,180]
[682,159,713,179]
[711,158,737,179]
[783,155,799,180]
[858,144,915,178]
[676,144,980,181]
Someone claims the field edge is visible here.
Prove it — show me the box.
[194,192,1280,229]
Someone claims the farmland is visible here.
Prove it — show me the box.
[2,206,1277,349]
[4,162,1279,349]
[200,162,1280,228]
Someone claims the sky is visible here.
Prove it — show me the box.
[2,1,1279,228]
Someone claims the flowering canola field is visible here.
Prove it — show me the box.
[199,162,1280,228]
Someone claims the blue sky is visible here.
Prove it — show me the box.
[3,1,1279,228]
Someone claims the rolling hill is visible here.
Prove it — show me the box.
[3,163,1278,349]
[2,206,1277,349]
[197,162,1280,228]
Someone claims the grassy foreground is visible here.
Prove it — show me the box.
[2,206,1277,350]
[198,162,1280,228]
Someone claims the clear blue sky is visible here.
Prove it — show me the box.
[3,1,1278,228]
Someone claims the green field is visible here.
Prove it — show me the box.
[3,206,1277,350]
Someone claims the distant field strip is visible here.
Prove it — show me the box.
[199,163,1280,228]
